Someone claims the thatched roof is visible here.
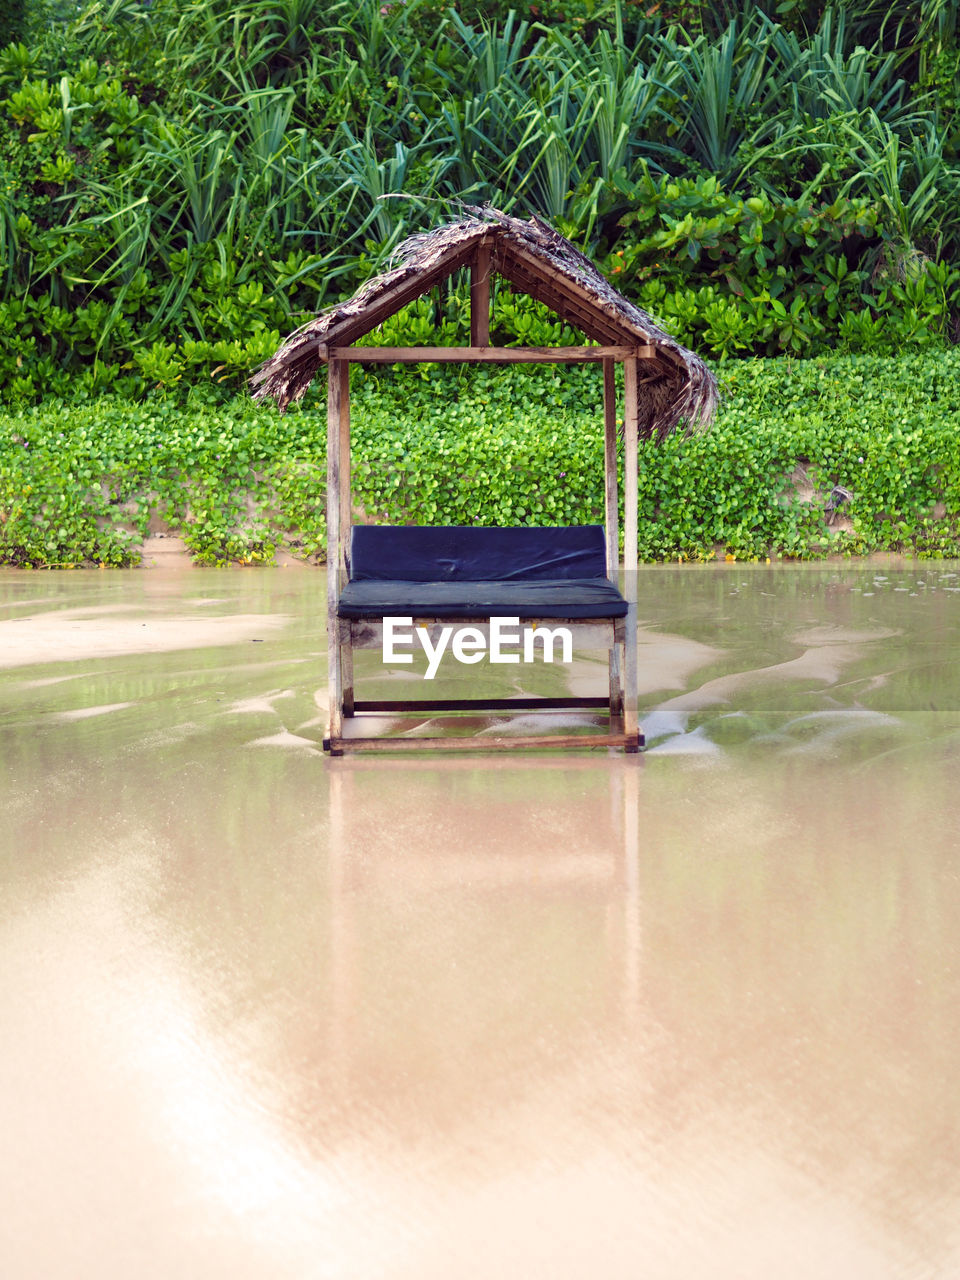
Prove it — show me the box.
[250,206,717,439]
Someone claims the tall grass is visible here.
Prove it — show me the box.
[1,0,957,391]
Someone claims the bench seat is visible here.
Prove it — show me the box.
[337,577,628,620]
[338,525,627,619]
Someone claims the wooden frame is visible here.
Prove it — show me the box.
[324,344,655,363]
[329,615,634,753]
[323,244,643,755]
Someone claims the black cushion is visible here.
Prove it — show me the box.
[340,525,626,620]
[350,524,608,583]
[337,577,628,620]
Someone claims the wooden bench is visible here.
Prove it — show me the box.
[325,524,639,753]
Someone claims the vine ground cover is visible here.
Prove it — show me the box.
[1,350,959,567]
[1,0,959,399]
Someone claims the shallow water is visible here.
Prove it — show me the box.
[2,564,959,1279]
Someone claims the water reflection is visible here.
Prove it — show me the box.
[1,565,959,1278]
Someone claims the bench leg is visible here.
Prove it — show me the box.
[340,618,354,717]
[609,621,624,718]
[623,603,640,752]
[327,597,343,749]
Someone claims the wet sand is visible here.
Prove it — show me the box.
[1,564,959,1279]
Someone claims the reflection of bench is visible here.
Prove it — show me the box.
[326,524,639,753]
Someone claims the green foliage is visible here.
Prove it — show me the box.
[0,1,27,49]
[599,170,960,356]
[2,351,960,566]
[0,0,957,399]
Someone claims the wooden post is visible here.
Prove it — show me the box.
[602,358,619,576]
[622,356,640,749]
[470,240,491,347]
[338,359,351,575]
[340,617,354,718]
[331,344,647,363]
[337,361,354,718]
[326,358,344,750]
[622,357,639,594]
[603,357,622,717]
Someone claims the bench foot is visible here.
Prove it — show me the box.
[323,727,644,754]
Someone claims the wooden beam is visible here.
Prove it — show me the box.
[623,605,639,749]
[339,616,354,718]
[497,241,658,350]
[603,357,623,717]
[337,364,353,714]
[492,245,625,342]
[470,239,492,346]
[493,257,623,344]
[622,356,640,747]
[338,359,351,574]
[329,344,652,364]
[321,240,483,349]
[325,731,642,754]
[353,697,611,713]
[348,618,617,651]
[326,358,344,742]
[602,358,619,578]
[623,357,640,590]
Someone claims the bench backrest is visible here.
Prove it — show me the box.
[350,525,607,583]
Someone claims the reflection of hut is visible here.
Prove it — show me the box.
[252,206,717,753]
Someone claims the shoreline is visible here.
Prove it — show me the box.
[1,548,955,572]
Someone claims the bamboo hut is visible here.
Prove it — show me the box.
[251,205,717,753]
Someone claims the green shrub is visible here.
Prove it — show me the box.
[2,350,960,566]
[598,171,959,357]
[0,0,957,400]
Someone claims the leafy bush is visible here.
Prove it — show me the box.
[0,0,958,400]
[2,349,960,566]
[598,170,960,356]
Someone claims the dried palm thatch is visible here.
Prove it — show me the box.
[250,205,718,439]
